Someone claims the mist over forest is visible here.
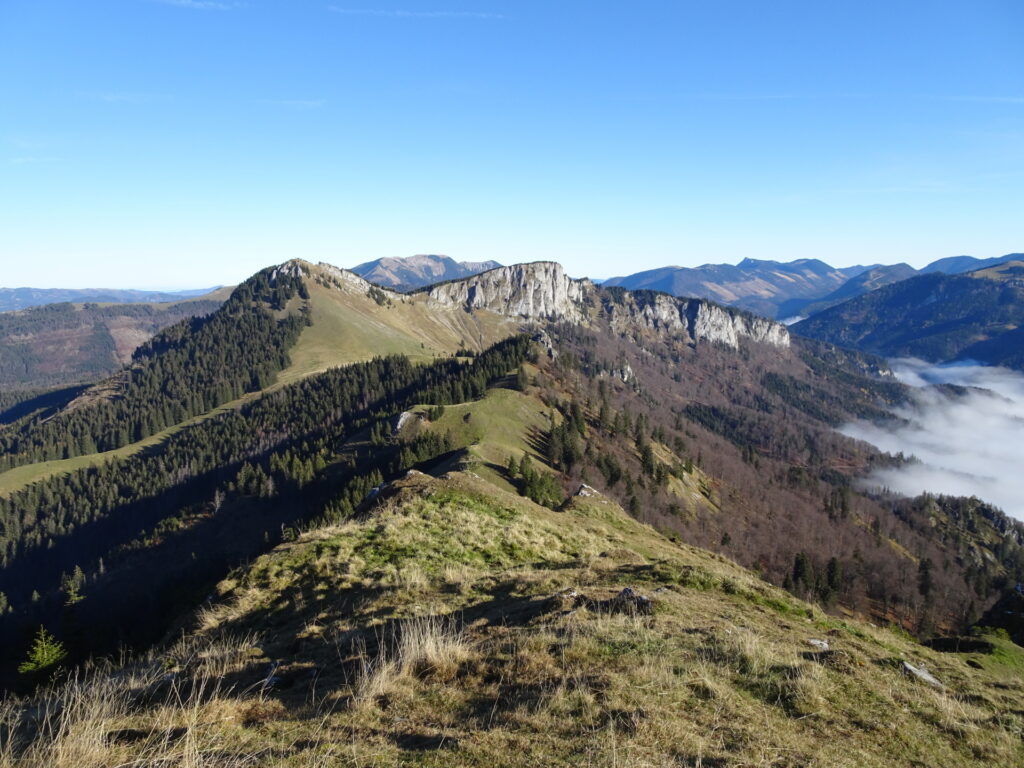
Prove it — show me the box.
[841,359,1024,520]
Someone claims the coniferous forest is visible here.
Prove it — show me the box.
[0,269,307,469]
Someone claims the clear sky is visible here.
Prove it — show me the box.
[1,1,1022,288]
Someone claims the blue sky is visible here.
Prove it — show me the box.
[1,1,1022,288]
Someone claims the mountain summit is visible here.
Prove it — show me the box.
[349,254,502,291]
[604,258,855,318]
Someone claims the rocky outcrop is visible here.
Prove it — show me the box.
[427,262,589,323]
[901,661,943,688]
[284,260,406,301]
[424,261,789,349]
[604,292,688,335]
[313,262,384,294]
[690,302,790,348]
[602,291,790,349]
[270,260,307,281]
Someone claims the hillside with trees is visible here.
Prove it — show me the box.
[0,291,227,390]
[0,260,1022,701]
[793,262,1024,370]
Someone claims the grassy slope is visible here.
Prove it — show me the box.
[411,382,719,517]
[82,285,235,310]
[407,380,551,487]
[186,475,1023,768]
[278,274,513,385]
[6,438,1022,767]
[970,259,1024,284]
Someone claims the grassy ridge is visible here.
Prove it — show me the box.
[279,274,514,385]
[5,471,1022,767]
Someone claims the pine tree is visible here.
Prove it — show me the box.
[826,557,843,595]
[516,366,528,391]
[792,552,815,596]
[918,558,934,599]
[62,565,86,605]
[18,626,67,675]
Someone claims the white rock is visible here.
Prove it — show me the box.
[901,661,943,688]
[393,410,419,435]
[428,262,589,322]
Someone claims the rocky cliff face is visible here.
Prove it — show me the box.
[691,302,790,348]
[602,292,789,349]
[425,261,789,349]
[276,260,409,300]
[427,262,589,324]
[312,261,382,294]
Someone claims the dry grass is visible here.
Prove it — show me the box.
[351,614,474,709]
[4,471,1024,767]
[0,638,348,768]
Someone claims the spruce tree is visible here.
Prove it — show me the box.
[18,626,67,675]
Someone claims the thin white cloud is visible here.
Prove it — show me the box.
[327,6,504,19]
[153,0,243,9]
[681,93,809,101]
[77,91,170,104]
[256,98,327,108]
[9,157,62,165]
[937,95,1024,104]
[4,135,47,150]
[841,359,1024,520]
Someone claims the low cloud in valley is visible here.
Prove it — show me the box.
[840,359,1024,520]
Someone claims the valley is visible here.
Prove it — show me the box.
[838,359,1024,518]
[0,289,230,390]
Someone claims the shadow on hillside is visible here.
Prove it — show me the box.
[172,555,693,733]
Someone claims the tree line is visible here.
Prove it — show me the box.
[0,269,308,468]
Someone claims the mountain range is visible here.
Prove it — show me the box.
[0,288,231,390]
[794,259,1024,369]
[0,286,221,313]
[3,258,1023,764]
[605,253,1024,319]
[4,249,1024,393]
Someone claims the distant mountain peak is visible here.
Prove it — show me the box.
[0,285,224,313]
[349,254,502,291]
[605,257,852,318]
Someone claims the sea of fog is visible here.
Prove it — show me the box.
[840,359,1024,520]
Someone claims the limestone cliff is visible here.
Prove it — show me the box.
[425,261,789,349]
[690,302,790,348]
[427,262,589,323]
